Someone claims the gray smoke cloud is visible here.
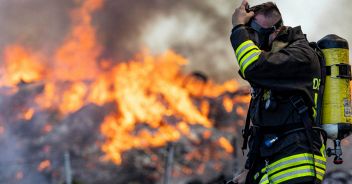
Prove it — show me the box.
[0,0,74,54]
[0,0,351,83]
[140,0,352,83]
[94,0,237,82]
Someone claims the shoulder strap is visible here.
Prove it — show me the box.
[309,42,326,126]
[290,95,327,144]
[289,95,318,181]
[241,98,252,155]
[242,88,263,154]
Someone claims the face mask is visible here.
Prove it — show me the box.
[247,19,283,50]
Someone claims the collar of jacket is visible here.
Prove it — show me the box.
[274,26,306,44]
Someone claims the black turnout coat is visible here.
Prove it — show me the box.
[230,25,323,170]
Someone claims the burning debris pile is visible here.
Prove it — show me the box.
[0,0,251,183]
[0,49,250,184]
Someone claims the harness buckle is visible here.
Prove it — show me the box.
[290,96,308,114]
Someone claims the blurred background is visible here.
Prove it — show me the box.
[0,0,351,183]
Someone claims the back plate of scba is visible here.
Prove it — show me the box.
[318,34,352,140]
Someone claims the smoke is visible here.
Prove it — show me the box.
[0,0,351,83]
[0,0,74,54]
[94,0,236,82]
[95,0,352,82]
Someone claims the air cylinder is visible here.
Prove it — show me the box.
[318,34,351,140]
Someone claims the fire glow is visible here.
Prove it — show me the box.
[37,160,51,172]
[0,0,250,180]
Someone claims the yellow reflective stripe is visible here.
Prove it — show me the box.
[268,154,326,175]
[260,144,326,183]
[261,144,326,173]
[237,44,259,61]
[321,144,327,158]
[235,40,254,55]
[272,166,324,182]
[260,166,325,184]
[314,93,318,106]
[259,153,327,176]
[240,51,260,77]
[268,158,326,175]
[275,172,323,183]
[270,165,324,183]
[261,167,266,174]
[267,153,326,170]
[261,159,326,174]
[239,49,260,67]
[314,160,326,171]
[313,93,318,118]
[259,175,269,184]
[312,107,317,119]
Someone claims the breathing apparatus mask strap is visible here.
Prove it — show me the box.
[247,19,283,50]
[249,19,283,35]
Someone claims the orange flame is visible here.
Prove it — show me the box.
[0,0,248,169]
[23,108,35,120]
[33,0,104,114]
[202,130,212,139]
[37,160,51,172]
[1,45,45,87]
[99,51,241,165]
[177,122,191,135]
[59,82,88,114]
[218,137,234,153]
[236,106,247,117]
[52,0,103,81]
[223,96,234,113]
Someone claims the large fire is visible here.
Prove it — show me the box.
[0,0,250,183]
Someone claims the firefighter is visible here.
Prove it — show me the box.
[229,1,327,184]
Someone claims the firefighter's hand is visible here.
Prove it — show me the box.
[232,0,254,27]
[230,169,248,184]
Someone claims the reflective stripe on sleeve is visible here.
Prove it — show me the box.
[235,41,260,61]
[234,40,261,77]
[236,43,258,60]
[240,50,261,76]
[235,40,254,55]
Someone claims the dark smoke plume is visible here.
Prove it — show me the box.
[0,0,237,82]
[94,0,236,82]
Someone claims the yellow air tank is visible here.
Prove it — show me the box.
[318,34,352,164]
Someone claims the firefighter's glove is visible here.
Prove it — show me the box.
[232,0,254,27]
[228,169,248,184]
